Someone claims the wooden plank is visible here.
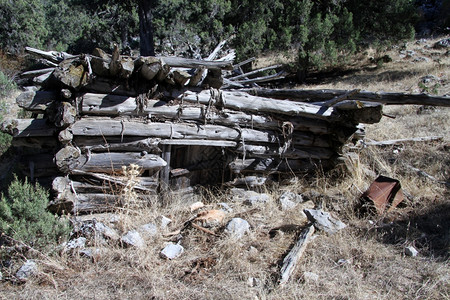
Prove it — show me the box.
[279,225,315,285]
[158,56,233,70]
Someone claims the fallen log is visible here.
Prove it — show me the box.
[20,68,56,78]
[365,136,443,146]
[55,146,167,174]
[25,47,77,63]
[228,157,333,174]
[242,88,450,107]
[234,145,334,160]
[279,225,315,285]
[159,56,233,70]
[227,64,283,81]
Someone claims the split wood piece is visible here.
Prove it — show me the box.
[158,56,233,70]
[53,102,77,127]
[20,68,56,78]
[228,64,283,81]
[55,146,167,174]
[365,136,443,146]
[279,225,315,285]
[135,56,161,81]
[179,89,335,120]
[233,71,286,84]
[405,164,450,187]
[1,118,57,137]
[16,91,58,112]
[53,59,89,89]
[228,157,333,174]
[241,88,450,107]
[25,47,77,63]
[90,48,111,77]
[234,145,335,160]
[70,119,282,144]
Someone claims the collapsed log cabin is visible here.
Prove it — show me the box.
[3,46,448,214]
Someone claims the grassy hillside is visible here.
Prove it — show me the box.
[0,37,449,299]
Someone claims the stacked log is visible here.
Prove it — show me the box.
[2,47,385,214]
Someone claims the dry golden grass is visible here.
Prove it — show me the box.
[1,37,449,299]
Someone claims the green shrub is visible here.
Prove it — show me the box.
[0,177,71,249]
[0,70,16,99]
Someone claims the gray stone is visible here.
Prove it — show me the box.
[279,191,304,210]
[160,215,172,229]
[414,56,431,62]
[80,248,102,259]
[139,223,158,236]
[421,75,439,83]
[304,209,347,234]
[16,260,37,280]
[230,188,270,206]
[218,202,233,213]
[66,237,87,250]
[225,218,250,238]
[434,38,450,49]
[405,245,419,257]
[95,222,120,240]
[121,230,145,248]
[160,243,184,259]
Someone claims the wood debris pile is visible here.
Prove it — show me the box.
[2,45,409,214]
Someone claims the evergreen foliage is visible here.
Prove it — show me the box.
[0,177,71,249]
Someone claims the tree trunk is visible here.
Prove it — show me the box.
[138,0,156,56]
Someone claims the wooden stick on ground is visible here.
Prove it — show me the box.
[279,225,315,285]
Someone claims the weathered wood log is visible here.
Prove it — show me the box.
[75,136,162,153]
[25,47,77,63]
[69,118,283,144]
[234,145,334,159]
[333,100,383,124]
[233,71,286,84]
[242,88,450,107]
[279,225,315,285]
[172,70,191,86]
[1,118,57,137]
[55,146,167,174]
[228,157,333,174]
[82,77,138,96]
[33,70,54,85]
[54,102,77,127]
[179,89,335,120]
[136,56,161,81]
[228,64,283,81]
[159,139,237,147]
[90,48,111,76]
[365,136,443,146]
[20,68,56,78]
[16,91,58,112]
[159,56,233,70]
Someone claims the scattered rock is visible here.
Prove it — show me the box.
[16,260,37,281]
[421,75,439,84]
[406,50,416,57]
[303,209,347,234]
[279,191,304,210]
[160,243,184,259]
[225,218,250,238]
[190,201,205,212]
[159,215,172,229]
[303,271,319,282]
[230,188,270,206]
[139,223,158,236]
[247,276,260,287]
[413,56,430,62]
[66,237,87,250]
[194,210,226,227]
[218,202,233,213]
[433,38,450,49]
[405,245,419,257]
[121,230,145,248]
[95,222,120,241]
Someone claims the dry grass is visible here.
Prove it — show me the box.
[1,37,449,299]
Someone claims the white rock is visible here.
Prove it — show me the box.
[190,201,205,212]
[94,222,120,240]
[80,248,102,259]
[279,191,303,211]
[218,202,233,213]
[121,230,145,248]
[139,223,158,236]
[160,215,172,229]
[304,209,347,234]
[66,237,87,250]
[16,260,37,280]
[160,243,184,259]
[230,189,270,206]
[225,218,250,238]
[405,245,419,257]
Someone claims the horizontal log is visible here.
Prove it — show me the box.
[20,67,56,78]
[333,101,383,124]
[228,157,334,174]
[16,91,58,112]
[159,56,233,70]
[160,139,237,147]
[82,77,138,96]
[242,88,450,107]
[179,89,335,120]
[365,136,443,146]
[74,136,162,153]
[233,70,286,84]
[69,118,283,144]
[33,70,53,85]
[234,145,334,159]
[55,146,167,174]
[25,47,77,63]
[1,118,57,137]
[227,64,283,81]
